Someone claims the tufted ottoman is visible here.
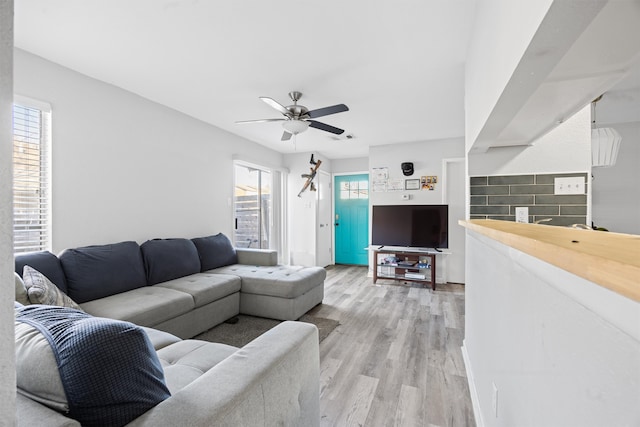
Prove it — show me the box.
[210,264,326,320]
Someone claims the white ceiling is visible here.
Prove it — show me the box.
[13,0,639,160]
[14,0,476,159]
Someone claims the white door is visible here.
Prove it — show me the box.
[444,159,466,284]
[316,171,332,267]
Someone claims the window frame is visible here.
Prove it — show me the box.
[232,159,287,262]
[12,95,52,254]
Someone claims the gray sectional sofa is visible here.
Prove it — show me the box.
[13,233,326,426]
[14,233,326,338]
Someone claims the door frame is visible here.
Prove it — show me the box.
[316,170,333,267]
[332,171,369,266]
[441,157,466,284]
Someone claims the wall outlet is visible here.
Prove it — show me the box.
[554,177,585,195]
[515,207,529,223]
[492,382,498,418]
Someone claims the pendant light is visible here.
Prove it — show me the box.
[591,94,622,168]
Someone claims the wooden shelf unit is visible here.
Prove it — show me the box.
[373,248,437,290]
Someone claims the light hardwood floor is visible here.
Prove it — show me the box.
[307,265,475,427]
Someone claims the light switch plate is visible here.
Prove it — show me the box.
[554,177,585,195]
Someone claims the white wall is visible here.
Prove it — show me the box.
[331,156,368,174]
[14,49,284,252]
[468,105,591,176]
[0,1,16,423]
[369,138,465,282]
[465,0,553,150]
[369,138,465,206]
[463,231,640,427]
[591,120,640,234]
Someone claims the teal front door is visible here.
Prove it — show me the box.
[334,174,369,265]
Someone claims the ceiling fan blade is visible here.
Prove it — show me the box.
[308,120,345,135]
[236,118,286,124]
[306,104,349,119]
[260,97,291,116]
[281,131,293,141]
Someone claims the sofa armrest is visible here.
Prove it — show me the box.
[235,248,278,266]
[127,321,320,427]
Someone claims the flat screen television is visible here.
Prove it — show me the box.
[371,204,449,249]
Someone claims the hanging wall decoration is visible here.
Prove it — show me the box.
[298,154,322,197]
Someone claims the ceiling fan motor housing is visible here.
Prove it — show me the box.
[286,104,309,119]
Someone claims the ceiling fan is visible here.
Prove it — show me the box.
[236,91,349,141]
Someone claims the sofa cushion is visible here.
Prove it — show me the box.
[141,327,182,351]
[15,251,68,293]
[156,340,238,394]
[141,238,201,285]
[236,248,278,266]
[155,272,241,308]
[14,305,170,426]
[15,272,30,305]
[192,233,238,271]
[59,241,147,303]
[22,266,82,310]
[212,264,327,299]
[80,286,194,327]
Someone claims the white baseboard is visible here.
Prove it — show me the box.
[462,340,484,427]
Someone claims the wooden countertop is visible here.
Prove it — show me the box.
[460,219,640,302]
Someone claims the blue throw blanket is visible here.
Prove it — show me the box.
[16,305,170,426]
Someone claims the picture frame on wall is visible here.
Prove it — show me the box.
[405,179,420,190]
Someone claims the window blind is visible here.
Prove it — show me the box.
[13,103,51,253]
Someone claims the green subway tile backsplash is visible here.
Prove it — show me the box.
[470,195,487,205]
[535,194,587,205]
[470,176,488,186]
[488,175,534,185]
[488,195,535,205]
[470,205,510,215]
[560,205,588,215]
[470,185,510,195]
[470,173,588,227]
[509,184,554,195]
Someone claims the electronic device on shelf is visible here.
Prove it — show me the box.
[371,204,449,249]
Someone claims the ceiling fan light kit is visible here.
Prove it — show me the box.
[591,94,622,168]
[592,127,622,167]
[282,119,310,135]
[236,91,349,142]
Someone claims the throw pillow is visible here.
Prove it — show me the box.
[140,238,201,285]
[15,272,30,305]
[15,305,171,426]
[191,233,238,271]
[23,266,82,310]
[59,241,148,303]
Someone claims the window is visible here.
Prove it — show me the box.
[232,161,287,261]
[12,100,51,253]
[233,164,272,249]
[339,179,368,199]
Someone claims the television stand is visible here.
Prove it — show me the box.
[372,248,439,290]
